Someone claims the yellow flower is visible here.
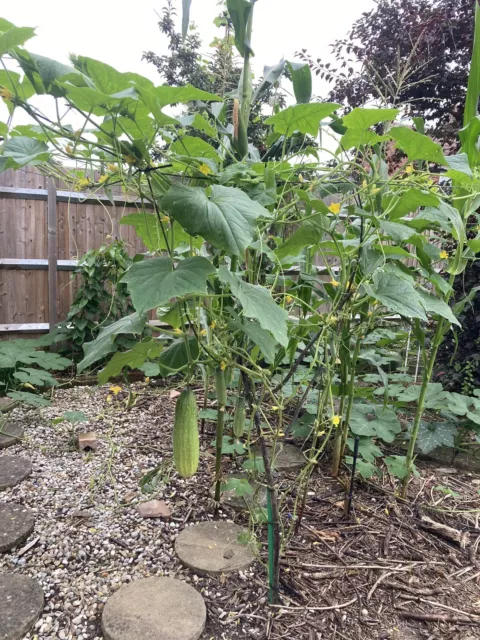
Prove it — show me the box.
[220,361,227,371]
[98,174,108,184]
[328,202,341,215]
[328,315,337,324]
[106,395,113,404]
[65,144,73,155]
[331,278,340,287]
[316,429,325,437]
[109,385,122,396]
[210,320,216,330]
[0,87,13,101]
[107,163,117,172]
[271,406,279,411]
[77,177,90,190]
[404,164,413,174]
[199,329,207,336]
[335,357,341,364]
[199,163,212,176]
[160,215,170,223]
[439,250,449,259]
[332,415,341,426]
[174,328,183,335]
[298,173,304,183]
[285,295,293,304]
[144,377,151,384]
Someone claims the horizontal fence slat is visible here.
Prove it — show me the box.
[0,186,154,209]
[0,259,78,271]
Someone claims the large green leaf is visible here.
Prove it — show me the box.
[170,136,219,161]
[340,129,387,150]
[119,213,201,252]
[7,391,50,407]
[378,220,418,244]
[229,316,277,363]
[122,257,215,313]
[157,337,199,376]
[0,26,35,56]
[418,291,460,326]
[383,188,439,219]
[363,271,427,320]
[286,61,312,104]
[396,383,450,410]
[0,341,69,370]
[252,59,285,103]
[384,455,409,479]
[219,267,288,346]
[77,313,146,373]
[346,436,383,463]
[161,184,270,256]
[17,52,80,95]
[13,367,58,387]
[98,339,162,385]
[445,393,480,425]
[276,222,324,261]
[390,127,447,164]
[416,421,457,454]
[227,0,254,56]
[3,137,50,167]
[342,107,399,129]
[349,404,402,443]
[265,103,340,137]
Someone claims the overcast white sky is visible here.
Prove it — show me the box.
[2,0,374,91]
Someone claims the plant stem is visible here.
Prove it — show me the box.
[241,372,281,604]
[214,367,227,503]
[400,318,444,498]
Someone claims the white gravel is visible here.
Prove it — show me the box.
[0,385,262,640]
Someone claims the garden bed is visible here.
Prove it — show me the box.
[1,384,479,640]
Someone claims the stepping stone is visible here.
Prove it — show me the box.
[102,577,206,640]
[210,472,267,511]
[0,424,24,450]
[251,443,306,472]
[0,573,44,640]
[0,504,35,553]
[0,456,32,491]
[175,521,254,576]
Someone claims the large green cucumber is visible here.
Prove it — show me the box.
[173,389,199,478]
[233,396,246,438]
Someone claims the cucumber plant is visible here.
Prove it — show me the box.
[1,1,480,602]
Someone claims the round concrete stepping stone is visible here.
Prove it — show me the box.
[0,573,44,640]
[175,521,254,576]
[0,424,24,450]
[251,443,306,472]
[0,456,32,491]
[210,472,267,511]
[102,577,206,640]
[0,504,35,553]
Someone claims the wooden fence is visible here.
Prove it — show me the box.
[0,167,151,339]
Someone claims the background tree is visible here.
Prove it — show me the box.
[298,0,474,147]
[142,0,286,154]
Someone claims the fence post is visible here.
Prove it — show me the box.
[47,178,58,332]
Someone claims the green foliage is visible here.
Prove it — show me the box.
[59,241,134,358]
[0,7,479,508]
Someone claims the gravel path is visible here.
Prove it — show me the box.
[0,385,262,640]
